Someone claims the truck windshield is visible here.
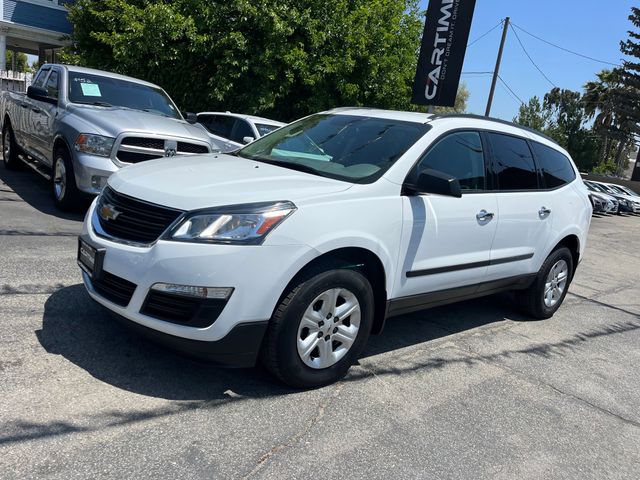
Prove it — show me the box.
[237,114,430,183]
[67,72,182,120]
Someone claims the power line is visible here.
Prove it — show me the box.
[511,22,621,67]
[499,83,523,106]
[498,75,525,105]
[509,24,557,88]
[467,20,504,48]
[461,71,494,75]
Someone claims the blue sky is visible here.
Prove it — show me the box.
[419,0,637,121]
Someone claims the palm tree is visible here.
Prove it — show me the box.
[583,69,635,174]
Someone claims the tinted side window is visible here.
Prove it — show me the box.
[198,115,235,139]
[416,131,486,191]
[231,119,254,143]
[488,133,538,190]
[531,142,576,188]
[45,70,59,99]
[32,69,49,88]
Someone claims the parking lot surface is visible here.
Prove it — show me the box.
[1,167,639,479]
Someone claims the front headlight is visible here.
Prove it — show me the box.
[165,201,296,244]
[74,134,115,157]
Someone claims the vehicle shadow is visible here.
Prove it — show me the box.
[37,285,525,402]
[0,162,89,220]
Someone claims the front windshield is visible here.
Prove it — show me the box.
[68,72,182,120]
[620,186,639,196]
[255,123,281,137]
[238,114,430,183]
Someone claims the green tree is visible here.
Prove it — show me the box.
[432,83,469,114]
[583,69,636,174]
[62,0,424,121]
[524,88,600,171]
[513,96,549,132]
[620,6,640,179]
[6,51,29,72]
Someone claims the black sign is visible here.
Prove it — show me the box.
[412,0,477,107]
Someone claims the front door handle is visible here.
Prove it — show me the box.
[32,108,41,113]
[476,210,495,221]
[539,206,552,217]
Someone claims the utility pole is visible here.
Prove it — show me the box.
[485,17,510,117]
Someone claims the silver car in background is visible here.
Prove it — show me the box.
[1,64,218,210]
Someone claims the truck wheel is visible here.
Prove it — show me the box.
[52,148,81,211]
[261,268,374,388]
[516,247,573,320]
[3,124,22,170]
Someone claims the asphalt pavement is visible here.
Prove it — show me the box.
[1,165,639,479]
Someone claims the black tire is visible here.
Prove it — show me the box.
[261,267,374,388]
[52,147,82,211]
[2,124,22,170]
[517,247,574,320]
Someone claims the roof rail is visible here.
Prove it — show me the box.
[428,113,559,146]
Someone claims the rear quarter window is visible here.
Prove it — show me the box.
[531,142,576,189]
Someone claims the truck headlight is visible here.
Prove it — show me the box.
[74,134,115,157]
[165,201,296,244]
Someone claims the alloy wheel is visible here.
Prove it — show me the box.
[544,259,569,307]
[53,158,67,201]
[297,287,361,369]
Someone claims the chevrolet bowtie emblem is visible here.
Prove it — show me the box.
[98,202,122,221]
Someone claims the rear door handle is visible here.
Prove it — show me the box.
[20,103,28,108]
[476,210,495,221]
[32,108,41,113]
[539,207,552,217]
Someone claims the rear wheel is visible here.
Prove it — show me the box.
[2,124,21,170]
[261,268,374,388]
[517,247,573,319]
[52,148,81,211]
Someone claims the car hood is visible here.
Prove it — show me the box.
[67,105,214,146]
[107,154,353,211]
[590,192,615,202]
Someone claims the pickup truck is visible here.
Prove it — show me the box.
[0,64,217,210]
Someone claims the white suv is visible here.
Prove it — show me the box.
[78,108,592,387]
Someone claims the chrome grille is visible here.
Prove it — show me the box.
[116,136,210,164]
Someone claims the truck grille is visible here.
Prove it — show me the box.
[96,187,184,244]
[116,136,210,164]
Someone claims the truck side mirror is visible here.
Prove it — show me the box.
[184,112,198,124]
[27,86,56,104]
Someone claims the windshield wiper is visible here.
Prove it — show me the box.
[243,155,328,177]
[74,101,113,107]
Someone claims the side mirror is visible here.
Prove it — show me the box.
[184,112,198,124]
[27,86,56,104]
[405,168,462,198]
[242,136,255,144]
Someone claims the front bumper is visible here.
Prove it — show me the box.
[104,305,267,367]
[73,151,118,195]
[80,200,316,356]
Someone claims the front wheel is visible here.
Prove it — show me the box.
[517,247,573,319]
[52,148,82,211]
[261,268,374,388]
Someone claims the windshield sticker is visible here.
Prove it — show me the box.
[80,83,102,97]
